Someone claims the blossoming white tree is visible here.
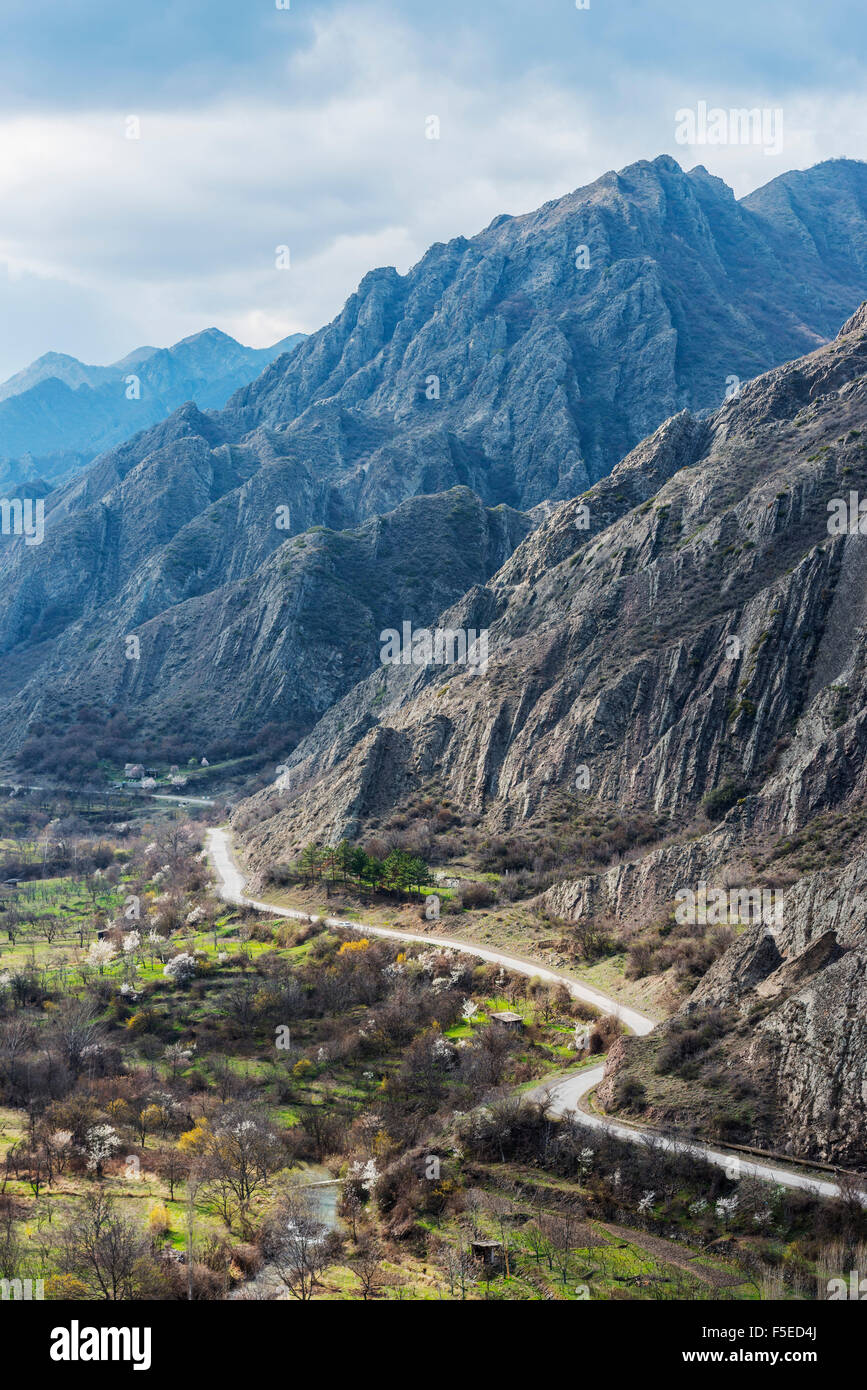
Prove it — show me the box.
[350,1158,379,1195]
[164,952,197,984]
[715,1195,739,1225]
[84,1123,120,1177]
[87,940,116,974]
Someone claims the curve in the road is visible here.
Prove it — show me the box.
[206,827,653,1035]
[205,827,863,1206]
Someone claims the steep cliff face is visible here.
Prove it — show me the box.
[236,301,867,858]
[596,854,867,1165]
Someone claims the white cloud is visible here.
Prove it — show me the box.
[0,6,863,379]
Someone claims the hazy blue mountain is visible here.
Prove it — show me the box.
[0,327,305,491]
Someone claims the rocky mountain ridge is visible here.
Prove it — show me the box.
[237,301,867,857]
[2,156,867,772]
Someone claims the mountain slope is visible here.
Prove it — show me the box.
[8,487,532,776]
[594,849,867,1166]
[2,155,867,769]
[233,303,867,1163]
[236,303,867,848]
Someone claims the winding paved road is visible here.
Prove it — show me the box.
[205,827,863,1206]
[206,827,653,1034]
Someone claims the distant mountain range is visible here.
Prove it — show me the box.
[0,327,305,492]
[1,154,867,773]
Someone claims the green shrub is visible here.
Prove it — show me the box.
[702,778,747,821]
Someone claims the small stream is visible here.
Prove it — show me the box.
[228,1163,342,1300]
[303,1172,342,1230]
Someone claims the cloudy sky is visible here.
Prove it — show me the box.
[0,0,865,380]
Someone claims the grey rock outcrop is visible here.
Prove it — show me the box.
[238,304,867,858]
[599,856,867,1164]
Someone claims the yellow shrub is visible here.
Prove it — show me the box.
[372,1129,398,1160]
[125,1010,154,1035]
[178,1117,211,1153]
[148,1203,172,1237]
[45,1275,90,1301]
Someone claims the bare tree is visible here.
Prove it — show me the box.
[484,1191,515,1277]
[436,1234,477,1300]
[541,1209,584,1286]
[348,1236,389,1300]
[57,1189,151,1300]
[0,1018,33,1095]
[263,1185,339,1301]
[0,1197,23,1280]
[50,1000,102,1079]
[199,1103,285,1229]
[338,1185,363,1243]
